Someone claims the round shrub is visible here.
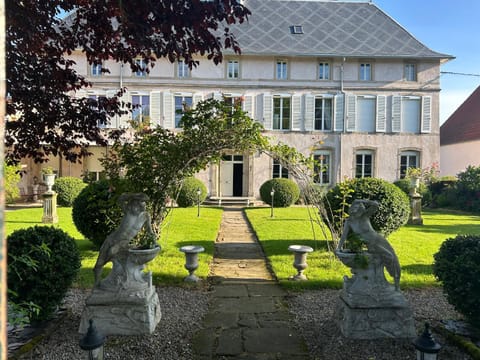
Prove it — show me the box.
[323,177,410,236]
[259,178,300,207]
[176,177,207,207]
[433,235,480,327]
[52,176,87,206]
[298,183,327,205]
[72,179,126,248]
[7,226,81,321]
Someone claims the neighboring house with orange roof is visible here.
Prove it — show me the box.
[440,86,480,177]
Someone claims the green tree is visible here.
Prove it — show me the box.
[5,164,21,203]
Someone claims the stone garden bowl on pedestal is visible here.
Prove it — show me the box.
[128,246,161,266]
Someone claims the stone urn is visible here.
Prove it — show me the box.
[288,245,313,280]
[179,245,204,282]
[43,173,56,193]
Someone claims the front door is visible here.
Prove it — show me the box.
[220,154,243,197]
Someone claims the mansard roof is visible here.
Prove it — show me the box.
[231,0,452,60]
[440,86,480,146]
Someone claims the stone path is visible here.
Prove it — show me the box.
[192,207,310,359]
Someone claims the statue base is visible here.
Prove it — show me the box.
[79,282,161,336]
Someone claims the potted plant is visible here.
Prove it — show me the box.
[41,166,56,193]
[406,167,422,195]
[128,231,160,266]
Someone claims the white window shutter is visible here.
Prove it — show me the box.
[334,93,345,132]
[263,93,273,130]
[375,95,386,132]
[162,91,174,129]
[304,94,314,131]
[242,95,254,117]
[193,93,203,107]
[208,92,222,101]
[392,95,402,133]
[421,96,432,133]
[105,90,118,128]
[291,94,302,131]
[117,90,131,129]
[150,91,162,127]
[346,94,356,132]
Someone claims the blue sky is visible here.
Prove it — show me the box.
[373,0,480,124]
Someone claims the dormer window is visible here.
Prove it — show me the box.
[290,25,303,34]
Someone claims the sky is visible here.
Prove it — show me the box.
[373,0,480,124]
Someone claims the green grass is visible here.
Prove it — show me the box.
[5,206,223,288]
[245,207,480,290]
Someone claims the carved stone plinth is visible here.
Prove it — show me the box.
[335,251,415,339]
[80,247,162,336]
[408,193,423,225]
[42,192,58,223]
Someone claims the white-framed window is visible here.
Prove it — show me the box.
[402,97,421,133]
[314,97,333,131]
[355,150,374,178]
[174,94,193,128]
[272,159,289,178]
[227,60,239,79]
[178,60,189,78]
[318,62,330,80]
[400,151,419,178]
[91,62,102,76]
[404,63,417,82]
[356,96,376,132]
[132,94,150,123]
[276,60,288,80]
[313,150,331,185]
[88,94,108,128]
[273,96,291,130]
[359,63,372,81]
[135,59,147,77]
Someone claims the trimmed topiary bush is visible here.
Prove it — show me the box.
[259,178,300,207]
[176,177,207,207]
[7,226,81,322]
[53,176,87,206]
[72,179,126,248]
[323,177,410,236]
[433,235,480,327]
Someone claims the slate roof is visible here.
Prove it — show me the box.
[440,86,480,146]
[231,0,452,59]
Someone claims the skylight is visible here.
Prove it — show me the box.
[290,25,304,34]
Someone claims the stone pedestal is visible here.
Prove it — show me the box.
[335,251,415,339]
[42,192,58,223]
[79,247,162,336]
[408,193,423,225]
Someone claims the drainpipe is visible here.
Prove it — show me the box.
[339,57,347,183]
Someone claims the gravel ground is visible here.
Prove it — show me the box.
[12,287,473,359]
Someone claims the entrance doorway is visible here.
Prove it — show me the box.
[220,154,243,197]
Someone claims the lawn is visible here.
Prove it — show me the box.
[245,207,480,290]
[5,206,223,288]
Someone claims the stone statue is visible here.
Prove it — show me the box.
[93,193,156,286]
[337,199,401,290]
[334,199,415,339]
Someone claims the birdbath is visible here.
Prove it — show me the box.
[179,245,205,282]
[288,245,314,280]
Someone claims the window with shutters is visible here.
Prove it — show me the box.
[132,95,150,124]
[272,159,289,178]
[273,96,291,130]
[314,97,333,131]
[356,96,376,132]
[135,59,147,77]
[402,97,421,133]
[276,60,288,80]
[178,60,190,78]
[318,62,330,80]
[91,62,102,76]
[227,60,239,79]
[88,94,108,128]
[223,95,242,119]
[359,63,372,81]
[313,150,331,185]
[404,63,417,82]
[355,150,374,178]
[400,151,419,179]
[174,95,193,128]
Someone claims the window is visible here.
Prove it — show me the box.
[402,97,421,133]
[359,63,372,81]
[174,95,193,128]
[91,62,102,76]
[178,60,189,78]
[355,150,374,178]
[223,95,242,116]
[318,62,330,80]
[290,25,304,34]
[273,159,289,178]
[227,60,239,79]
[313,151,331,185]
[88,95,108,128]
[132,95,150,123]
[135,59,147,77]
[273,96,291,130]
[314,97,333,130]
[356,96,376,132]
[400,151,419,178]
[405,63,417,81]
[276,60,288,80]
